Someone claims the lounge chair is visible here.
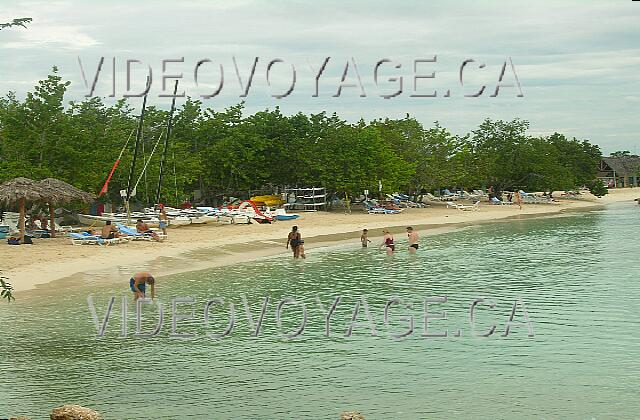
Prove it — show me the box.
[117,224,165,241]
[489,197,511,205]
[446,201,460,209]
[425,193,447,202]
[458,201,480,211]
[68,232,122,246]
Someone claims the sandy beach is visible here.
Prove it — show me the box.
[3,188,639,293]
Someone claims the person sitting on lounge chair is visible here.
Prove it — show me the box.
[101,220,121,239]
[136,219,161,241]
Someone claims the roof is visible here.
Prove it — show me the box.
[601,156,640,176]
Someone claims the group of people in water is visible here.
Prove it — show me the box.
[286,225,420,258]
[363,226,420,256]
[129,225,422,300]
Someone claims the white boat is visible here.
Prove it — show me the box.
[78,214,160,228]
[168,216,192,227]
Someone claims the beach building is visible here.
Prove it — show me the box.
[597,156,640,188]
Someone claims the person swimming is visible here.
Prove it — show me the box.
[130,271,155,300]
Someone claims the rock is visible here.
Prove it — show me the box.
[50,405,103,420]
[10,416,32,420]
[340,411,365,420]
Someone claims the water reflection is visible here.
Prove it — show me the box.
[1,205,639,418]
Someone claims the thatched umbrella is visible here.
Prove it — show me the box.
[0,177,49,243]
[38,178,95,238]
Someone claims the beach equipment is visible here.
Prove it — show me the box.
[238,200,274,222]
[117,224,166,241]
[155,80,179,206]
[68,232,123,246]
[250,195,285,207]
[274,208,299,221]
[0,177,49,243]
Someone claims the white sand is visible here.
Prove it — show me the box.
[3,188,638,292]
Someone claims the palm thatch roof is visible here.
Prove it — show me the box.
[0,177,49,205]
[601,156,640,176]
[38,178,95,204]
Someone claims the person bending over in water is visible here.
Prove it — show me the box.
[406,226,419,253]
[287,225,305,259]
[130,271,155,300]
[381,229,395,255]
[361,229,372,248]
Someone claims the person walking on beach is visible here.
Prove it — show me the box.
[361,229,371,248]
[515,191,523,210]
[287,225,304,259]
[406,226,419,253]
[381,229,395,255]
[130,272,155,301]
[158,206,169,236]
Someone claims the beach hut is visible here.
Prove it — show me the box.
[0,177,49,243]
[38,178,95,238]
[597,156,640,188]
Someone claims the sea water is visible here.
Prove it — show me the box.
[1,203,639,419]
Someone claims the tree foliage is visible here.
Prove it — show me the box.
[0,70,605,207]
[0,18,32,31]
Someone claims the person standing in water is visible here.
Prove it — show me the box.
[287,226,304,259]
[381,229,395,255]
[360,229,371,248]
[130,272,155,301]
[406,226,419,253]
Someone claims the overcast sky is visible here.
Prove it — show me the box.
[1,0,638,154]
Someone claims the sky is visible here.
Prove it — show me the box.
[0,0,638,154]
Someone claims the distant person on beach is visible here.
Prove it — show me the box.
[515,191,523,210]
[406,226,419,253]
[381,230,395,255]
[130,271,155,300]
[287,225,304,259]
[158,207,169,236]
[136,219,161,241]
[360,229,371,247]
[101,220,120,239]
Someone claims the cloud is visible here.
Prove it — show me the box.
[0,0,638,154]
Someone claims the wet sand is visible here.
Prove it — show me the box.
[3,188,638,295]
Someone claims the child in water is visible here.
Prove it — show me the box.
[360,229,371,247]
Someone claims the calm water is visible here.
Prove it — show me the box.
[1,204,639,419]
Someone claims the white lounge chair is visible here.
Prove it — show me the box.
[68,232,123,246]
[458,201,480,211]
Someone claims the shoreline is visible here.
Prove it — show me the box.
[4,188,639,295]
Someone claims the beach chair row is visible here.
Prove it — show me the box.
[68,224,167,246]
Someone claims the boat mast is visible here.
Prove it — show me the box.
[155,80,179,206]
[125,76,150,224]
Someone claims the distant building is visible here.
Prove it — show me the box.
[598,156,640,188]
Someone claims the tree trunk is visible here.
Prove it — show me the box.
[49,203,56,238]
[19,197,26,243]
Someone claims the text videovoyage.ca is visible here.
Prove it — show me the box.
[88,294,535,340]
[78,55,524,99]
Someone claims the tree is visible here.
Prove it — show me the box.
[0,271,15,302]
[0,18,32,31]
